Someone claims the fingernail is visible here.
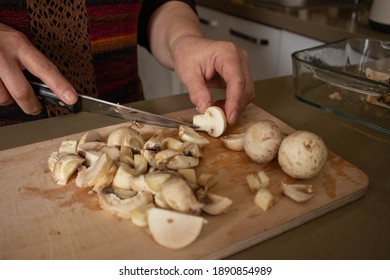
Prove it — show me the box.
[30,104,43,115]
[63,89,78,104]
[196,102,207,113]
[228,111,238,124]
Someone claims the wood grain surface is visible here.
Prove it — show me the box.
[0,104,369,259]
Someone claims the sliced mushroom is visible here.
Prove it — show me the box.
[161,176,204,214]
[144,172,172,193]
[58,140,78,155]
[130,202,155,227]
[201,193,232,215]
[77,130,103,149]
[281,182,314,203]
[154,191,171,209]
[48,151,60,172]
[112,163,143,190]
[76,152,114,188]
[143,130,165,151]
[134,154,149,175]
[193,106,227,137]
[155,149,182,170]
[107,126,144,151]
[365,67,390,84]
[197,173,218,190]
[53,154,85,185]
[161,137,185,152]
[246,171,270,193]
[92,164,118,192]
[113,188,137,199]
[221,133,245,151]
[97,189,153,219]
[166,154,199,170]
[177,168,197,187]
[254,188,276,212]
[178,125,210,148]
[147,208,207,249]
[183,142,203,158]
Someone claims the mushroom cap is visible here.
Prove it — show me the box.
[278,130,328,179]
[244,120,282,164]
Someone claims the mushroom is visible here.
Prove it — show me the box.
[77,130,103,149]
[365,67,390,84]
[97,189,153,219]
[147,208,207,249]
[161,176,204,214]
[143,130,165,151]
[107,126,144,151]
[130,202,155,227]
[166,154,199,170]
[244,120,283,164]
[278,130,328,179]
[75,152,114,188]
[161,137,185,152]
[144,172,172,193]
[254,188,276,212]
[281,182,314,203]
[48,151,60,172]
[221,133,245,151]
[246,170,270,193]
[58,140,78,155]
[154,149,182,170]
[201,193,232,215]
[197,173,218,190]
[52,154,85,185]
[193,106,227,137]
[112,163,145,191]
[178,125,210,148]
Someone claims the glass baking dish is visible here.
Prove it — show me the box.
[292,38,390,134]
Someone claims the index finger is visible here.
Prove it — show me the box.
[18,44,78,105]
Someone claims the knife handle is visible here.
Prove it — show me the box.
[24,70,82,114]
[31,82,82,114]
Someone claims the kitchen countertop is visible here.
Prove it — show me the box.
[1,76,389,259]
[196,0,390,42]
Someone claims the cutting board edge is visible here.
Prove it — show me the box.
[201,186,368,260]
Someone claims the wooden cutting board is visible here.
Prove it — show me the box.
[0,104,368,259]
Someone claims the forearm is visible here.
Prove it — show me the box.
[148,1,203,70]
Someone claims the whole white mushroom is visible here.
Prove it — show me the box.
[244,119,283,164]
[278,130,328,179]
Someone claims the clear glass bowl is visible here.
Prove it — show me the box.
[292,38,390,134]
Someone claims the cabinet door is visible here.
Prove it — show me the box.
[137,46,185,100]
[277,30,323,76]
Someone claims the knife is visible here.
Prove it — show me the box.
[29,80,197,128]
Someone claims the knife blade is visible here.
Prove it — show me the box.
[30,80,197,128]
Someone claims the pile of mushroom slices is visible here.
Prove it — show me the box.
[221,119,328,212]
[47,106,232,250]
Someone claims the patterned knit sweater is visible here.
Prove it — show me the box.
[0,0,196,126]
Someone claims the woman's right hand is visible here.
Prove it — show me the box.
[0,23,78,115]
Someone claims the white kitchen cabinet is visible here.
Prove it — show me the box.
[277,30,323,76]
[137,5,325,100]
[198,5,324,78]
[137,46,185,100]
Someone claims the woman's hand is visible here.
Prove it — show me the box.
[171,36,254,125]
[148,2,254,125]
[0,23,78,114]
